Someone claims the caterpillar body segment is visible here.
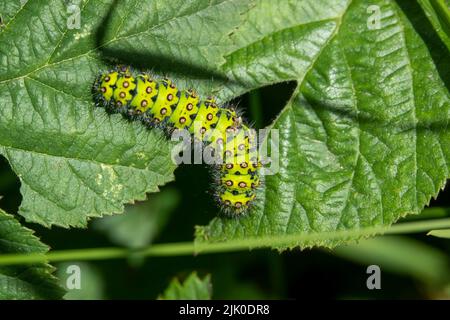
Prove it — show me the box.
[94,66,261,215]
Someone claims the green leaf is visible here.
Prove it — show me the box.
[196,0,450,248]
[427,228,450,238]
[0,209,64,299]
[92,188,180,248]
[0,0,232,227]
[418,0,450,51]
[158,272,212,300]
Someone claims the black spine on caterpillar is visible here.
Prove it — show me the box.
[93,66,261,214]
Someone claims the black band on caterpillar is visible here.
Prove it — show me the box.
[93,66,261,215]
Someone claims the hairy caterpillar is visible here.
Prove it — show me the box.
[93,66,261,215]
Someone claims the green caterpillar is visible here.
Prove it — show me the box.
[93,66,261,215]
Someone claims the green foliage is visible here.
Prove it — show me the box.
[2,0,450,301]
[0,0,449,249]
[0,1,178,228]
[197,0,450,247]
[427,228,450,238]
[158,272,212,300]
[0,209,64,299]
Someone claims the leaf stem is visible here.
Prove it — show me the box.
[1,218,450,266]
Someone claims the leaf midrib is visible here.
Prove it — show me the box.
[265,1,353,131]
[221,1,354,238]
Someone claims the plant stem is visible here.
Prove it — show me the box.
[1,218,450,266]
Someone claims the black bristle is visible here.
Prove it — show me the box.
[92,67,263,217]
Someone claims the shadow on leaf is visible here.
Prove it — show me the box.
[94,0,235,83]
